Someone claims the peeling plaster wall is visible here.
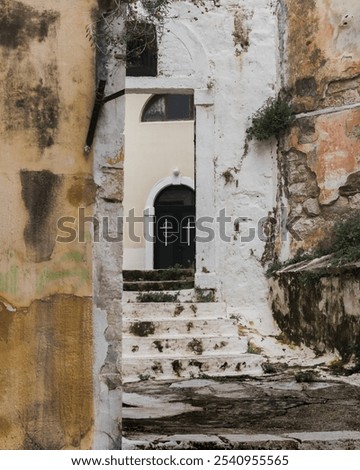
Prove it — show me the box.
[211,1,278,333]
[210,1,279,333]
[0,0,99,449]
[284,0,360,114]
[278,0,360,256]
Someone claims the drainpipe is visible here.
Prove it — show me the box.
[84,82,125,154]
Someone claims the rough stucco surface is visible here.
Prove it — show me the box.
[0,295,93,449]
[280,108,360,253]
[91,5,124,449]
[0,0,97,449]
[285,0,360,113]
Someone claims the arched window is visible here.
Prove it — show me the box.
[141,94,194,122]
[155,185,195,206]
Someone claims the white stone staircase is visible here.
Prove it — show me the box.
[122,290,264,382]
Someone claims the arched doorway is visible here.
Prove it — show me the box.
[154,185,195,269]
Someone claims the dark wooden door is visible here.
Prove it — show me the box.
[154,186,195,269]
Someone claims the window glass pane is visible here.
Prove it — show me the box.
[142,95,165,121]
[166,95,193,121]
[156,186,195,206]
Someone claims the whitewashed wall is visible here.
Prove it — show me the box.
[126,0,281,334]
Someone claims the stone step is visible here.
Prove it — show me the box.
[123,279,194,292]
[123,289,196,303]
[123,269,194,282]
[123,431,360,450]
[122,354,264,382]
[123,302,227,319]
[123,335,247,357]
[123,318,237,336]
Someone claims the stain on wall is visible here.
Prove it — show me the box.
[285,0,360,112]
[271,267,360,360]
[0,266,18,297]
[67,177,97,207]
[232,8,253,55]
[0,295,93,449]
[0,173,94,307]
[6,76,60,149]
[4,55,60,150]
[21,170,62,262]
[0,1,60,149]
[0,1,59,49]
[284,0,323,111]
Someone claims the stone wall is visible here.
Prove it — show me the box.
[270,262,360,360]
[267,0,360,363]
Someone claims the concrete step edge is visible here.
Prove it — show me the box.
[124,280,195,292]
[123,431,360,450]
[123,301,227,306]
[123,318,230,324]
[123,269,194,282]
[123,334,242,340]
[123,353,263,360]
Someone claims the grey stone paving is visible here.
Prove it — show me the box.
[123,373,360,450]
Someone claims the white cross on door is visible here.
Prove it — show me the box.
[160,218,173,247]
[183,218,195,246]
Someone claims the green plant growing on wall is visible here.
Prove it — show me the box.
[247,98,295,141]
[267,210,360,279]
[331,210,360,265]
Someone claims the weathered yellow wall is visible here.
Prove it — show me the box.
[285,0,360,113]
[0,296,93,449]
[0,0,96,449]
[282,0,360,254]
